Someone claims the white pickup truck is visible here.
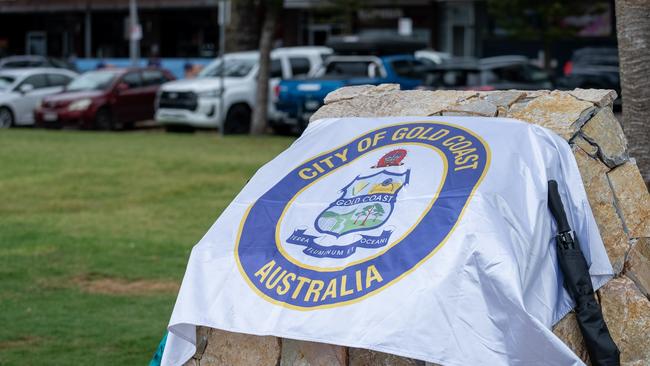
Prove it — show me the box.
[155,47,331,134]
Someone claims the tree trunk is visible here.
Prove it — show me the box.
[615,0,650,183]
[361,207,374,226]
[225,0,260,52]
[250,1,279,135]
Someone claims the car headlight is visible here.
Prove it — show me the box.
[198,89,222,98]
[68,98,92,111]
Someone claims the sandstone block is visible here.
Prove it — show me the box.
[442,100,497,117]
[573,148,628,273]
[581,108,628,167]
[324,85,376,104]
[280,339,347,366]
[506,101,529,116]
[552,312,590,364]
[572,135,599,157]
[509,92,595,140]
[523,90,551,99]
[200,329,281,366]
[599,276,650,364]
[183,358,198,366]
[607,161,650,238]
[194,326,210,360]
[569,89,617,107]
[625,237,650,298]
[311,88,476,123]
[349,348,425,366]
[482,90,525,107]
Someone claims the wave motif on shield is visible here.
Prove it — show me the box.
[315,170,410,238]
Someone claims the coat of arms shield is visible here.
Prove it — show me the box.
[315,170,410,237]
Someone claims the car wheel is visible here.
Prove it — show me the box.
[0,107,14,128]
[94,107,113,130]
[223,104,251,135]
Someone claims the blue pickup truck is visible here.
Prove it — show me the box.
[273,54,427,133]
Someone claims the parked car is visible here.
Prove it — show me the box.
[0,55,76,71]
[34,67,174,130]
[422,56,553,91]
[415,49,451,66]
[558,47,620,105]
[155,46,332,134]
[274,54,428,133]
[0,68,78,128]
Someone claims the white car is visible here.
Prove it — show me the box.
[0,68,78,128]
[155,46,332,134]
[415,49,451,66]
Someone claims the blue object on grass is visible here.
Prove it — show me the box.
[149,331,168,366]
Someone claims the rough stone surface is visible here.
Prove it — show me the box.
[482,90,525,107]
[607,161,650,238]
[600,276,650,364]
[572,135,599,157]
[183,358,198,366]
[310,88,477,122]
[349,349,425,366]
[573,148,628,273]
[506,101,529,116]
[523,90,551,99]
[552,312,590,363]
[569,88,617,107]
[581,108,628,167]
[324,85,376,104]
[509,91,595,140]
[200,329,281,366]
[442,99,498,116]
[626,238,650,298]
[280,339,347,366]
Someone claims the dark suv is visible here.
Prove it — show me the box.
[422,56,553,91]
[558,47,620,103]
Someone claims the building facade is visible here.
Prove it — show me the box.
[0,0,221,58]
[0,0,617,74]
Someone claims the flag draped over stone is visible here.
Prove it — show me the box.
[162,114,617,366]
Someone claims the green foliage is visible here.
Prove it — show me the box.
[487,0,601,39]
[0,130,293,365]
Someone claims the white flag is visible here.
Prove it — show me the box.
[162,116,614,366]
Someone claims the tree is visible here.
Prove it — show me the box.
[250,0,282,135]
[353,210,365,225]
[615,0,650,183]
[487,0,595,69]
[225,0,261,52]
[360,204,377,226]
[371,204,385,221]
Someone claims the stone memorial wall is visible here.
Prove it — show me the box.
[186,86,650,366]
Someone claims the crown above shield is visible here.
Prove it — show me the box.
[373,149,407,168]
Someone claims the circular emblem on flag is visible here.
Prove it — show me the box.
[236,121,490,309]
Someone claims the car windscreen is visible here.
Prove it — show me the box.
[66,71,119,91]
[323,61,374,77]
[199,58,256,78]
[0,75,16,90]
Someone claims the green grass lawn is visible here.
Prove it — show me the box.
[0,129,294,365]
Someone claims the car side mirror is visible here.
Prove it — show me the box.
[116,82,129,93]
[19,84,34,94]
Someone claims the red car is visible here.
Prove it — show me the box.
[35,67,174,130]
